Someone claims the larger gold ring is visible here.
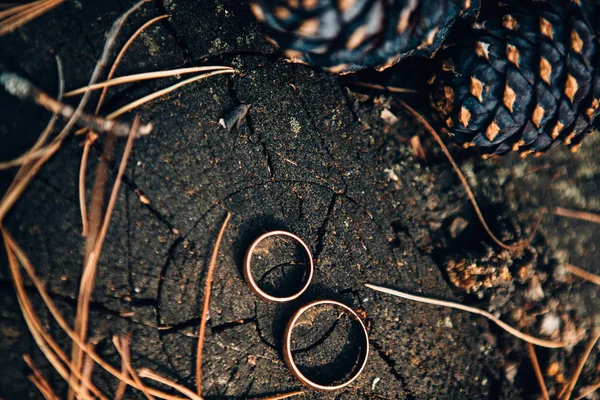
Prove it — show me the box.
[244,230,314,302]
[283,300,370,391]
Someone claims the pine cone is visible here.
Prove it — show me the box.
[250,0,480,73]
[432,0,600,157]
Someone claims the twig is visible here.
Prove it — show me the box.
[365,283,567,348]
[66,66,234,97]
[1,228,189,400]
[398,99,543,252]
[0,56,63,171]
[527,342,550,400]
[105,69,235,121]
[564,264,600,286]
[0,72,152,138]
[574,381,600,400]
[113,336,155,400]
[555,207,600,224]
[196,212,232,395]
[562,331,600,400]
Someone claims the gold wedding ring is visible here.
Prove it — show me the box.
[283,300,370,391]
[244,230,314,302]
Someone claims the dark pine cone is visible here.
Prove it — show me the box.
[250,0,480,73]
[432,0,600,157]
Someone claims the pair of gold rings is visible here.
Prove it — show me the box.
[243,231,369,391]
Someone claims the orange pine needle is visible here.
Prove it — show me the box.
[398,99,543,252]
[196,212,232,395]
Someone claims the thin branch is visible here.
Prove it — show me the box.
[564,264,600,286]
[527,342,550,400]
[562,331,600,400]
[196,212,232,395]
[0,56,63,171]
[66,66,234,97]
[1,228,189,400]
[105,69,235,121]
[0,72,152,138]
[555,207,600,224]
[365,284,566,348]
[398,100,542,252]
[113,336,155,400]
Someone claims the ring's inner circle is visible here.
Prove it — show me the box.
[289,303,366,387]
[250,234,310,298]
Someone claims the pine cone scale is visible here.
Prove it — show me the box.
[432,0,600,156]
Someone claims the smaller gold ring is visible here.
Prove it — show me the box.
[244,230,313,302]
[283,300,370,391]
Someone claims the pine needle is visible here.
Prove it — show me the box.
[65,66,234,97]
[113,336,155,400]
[138,369,202,400]
[555,207,600,224]
[564,264,600,286]
[105,69,235,121]
[365,283,567,348]
[23,354,60,400]
[78,14,167,238]
[2,227,189,400]
[0,0,65,37]
[347,81,422,94]
[574,381,600,400]
[196,212,232,395]
[72,117,140,395]
[562,331,600,400]
[94,14,169,112]
[397,99,543,252]
[3,235,109,400]
[527,342,550,400]
[256,391,304,400]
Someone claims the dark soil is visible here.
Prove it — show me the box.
[0,1,598,399]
